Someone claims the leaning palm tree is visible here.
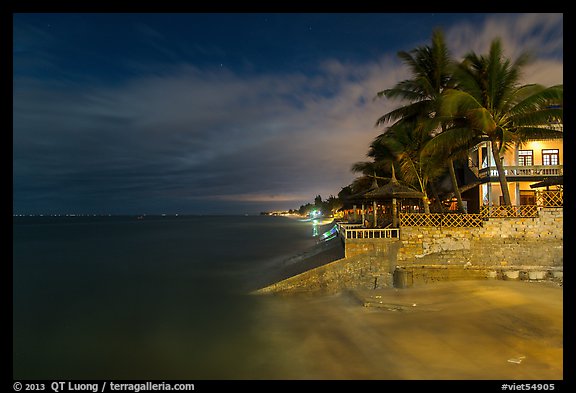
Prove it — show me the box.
[440,38,563,205]
[375,29,466,211]
[420,117,486,212]
[376,121,446,213]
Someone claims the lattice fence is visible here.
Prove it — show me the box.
[479,205,538,218]
[478,191,562,218]
[398,189,562,227]
[399,213,484,228]
[537,190,563,207]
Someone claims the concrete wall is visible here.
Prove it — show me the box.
[255,208,562,294]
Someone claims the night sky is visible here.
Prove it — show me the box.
[12,13,563,215]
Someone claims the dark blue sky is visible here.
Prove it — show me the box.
[14,13,488,79]
[13,13,563,215]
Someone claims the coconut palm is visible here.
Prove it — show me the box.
[374,29,466,211]
[349,132,400,196]
[375,121,448,213]
[355,117,440,214]
[439,38,563,205]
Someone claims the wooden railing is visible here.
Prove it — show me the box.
[337,223,399,240]
[399,213,484,228]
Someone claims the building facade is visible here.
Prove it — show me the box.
[465,131,563,211]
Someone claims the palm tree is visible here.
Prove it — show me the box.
[350,133,399,194]
[375,121,447,213]
[439,38,563,205]
[375,29,466,211]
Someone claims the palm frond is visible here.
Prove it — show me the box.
[440,89,482,117]
[515,126,563,142]
[420,126,477,158]
[376,86,426,102]
[351,161,374,174]
[507,85,563,119]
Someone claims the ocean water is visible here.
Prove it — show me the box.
[12,215,322,379]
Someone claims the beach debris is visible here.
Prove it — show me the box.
[412,303,417,307]
[507,356,526,364]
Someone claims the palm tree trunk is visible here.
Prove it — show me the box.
[448,158,465,212]
[422,194,431,214]
[490,140,512,206]
[429,181,444,212]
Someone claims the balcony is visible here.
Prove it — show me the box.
[478,165,563,179]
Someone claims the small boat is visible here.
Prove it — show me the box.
[318,224,339,242]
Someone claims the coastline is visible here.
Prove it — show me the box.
[246,215,563,379]
[245,219,344,291]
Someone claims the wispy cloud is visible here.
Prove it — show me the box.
[444,13,563,85]
[13,13,563,214]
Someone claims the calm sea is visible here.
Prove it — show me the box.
[12,215,321,379]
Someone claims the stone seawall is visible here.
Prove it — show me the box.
[255,208,563,294]
[397,207,563,268]
[255,240,399,295]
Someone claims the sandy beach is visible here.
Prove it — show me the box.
[248,279,563,380]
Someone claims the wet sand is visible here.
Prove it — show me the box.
[248,280,563,380]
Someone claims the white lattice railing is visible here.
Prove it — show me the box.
[337,223,399,240]
[478,165,563,178]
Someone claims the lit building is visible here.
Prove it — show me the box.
[464,125,563,211]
